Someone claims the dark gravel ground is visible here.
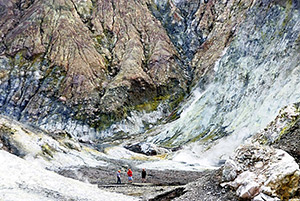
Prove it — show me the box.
[57,165,207,185]
[56,165,238,200]
[172,169,238,201]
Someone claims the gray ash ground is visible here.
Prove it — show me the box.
[56,165,238,200]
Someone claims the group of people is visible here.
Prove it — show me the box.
[116,168,147,184]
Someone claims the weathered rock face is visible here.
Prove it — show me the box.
[0,0,271,140]
[150,0,204,64]
[191,0,253,85]
[253,103,300,145]
[253,103,300,164]
[220,102,300,200]
[143,0,300,151]
[150,0,254,84]
[221,143,300,200]
[0,0,189,137]
[0,0,299,145]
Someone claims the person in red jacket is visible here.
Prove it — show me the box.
[127,169,133,183]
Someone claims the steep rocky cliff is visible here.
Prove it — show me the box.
[0,0,271,140]
[1,1,300,200]
[0,0,299,159]
[0,0,190,137]
[143,0,300,153]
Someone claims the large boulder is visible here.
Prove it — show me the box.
[124,142,170,156]
[253,103,300,165]
[221,143,300,200]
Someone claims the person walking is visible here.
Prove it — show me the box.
[127,169,133,183]
[141,168,147,183]
[117,170,121,184]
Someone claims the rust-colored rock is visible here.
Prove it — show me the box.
[0,0,188,134]
[191,0,253,85]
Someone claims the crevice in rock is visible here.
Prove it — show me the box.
[0,59,17,112]
[148,187,187,201]
[147,0,203,64]
[18,62,58,120]
[111,0,116,31]
[132,23,151,76]
[70,0,94,34]
[16,0,35,11]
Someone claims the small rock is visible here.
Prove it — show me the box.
[59,96,67,102]
[237,181,260,199]
[254,161,264,169]
[222,159,239,182]
[125,142,170,156]
[253,193,280,201]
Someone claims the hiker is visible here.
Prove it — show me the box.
[127,169,133,183]
[141,168,147,183]
[117,170,121,184]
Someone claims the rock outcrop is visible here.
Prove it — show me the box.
[220,102,300,200]
[253,103,300,165]
[221,143,300,200]
[141,0,300,151]
[0,0,189,137]
[124,142,170,156]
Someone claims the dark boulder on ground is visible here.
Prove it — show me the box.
[124,142,170,156]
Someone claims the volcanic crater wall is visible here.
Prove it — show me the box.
[0,0,192,138]
[0,0,299,143]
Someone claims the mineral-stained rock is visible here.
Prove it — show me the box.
[253,103,300,165]
[221,159,240,182]
[0,0,189,136]
[191,0,253,85]
[137,0,300,150]
[253,103,300,145]
[0,0,265,138]
[149,0,252,85]
[236,179,260,199]
[221,143,300,200]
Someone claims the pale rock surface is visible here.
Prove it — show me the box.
[125,142,170,156]
[253,103,300,145]
[253,193,280,201]
[0,116,108,170]
[222,143,300,200]
[0,150,139,201]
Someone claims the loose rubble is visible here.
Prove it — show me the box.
[221,143,300,200]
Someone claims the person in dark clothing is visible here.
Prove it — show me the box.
[117,170,121,184]
[141,168,146,183]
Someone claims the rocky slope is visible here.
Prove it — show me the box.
[138,0,300,156]
[1,0,290,141]
[1,103,300,201]
[150,0,253,84]
[0,0,300,200]
[0,0,190,138]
